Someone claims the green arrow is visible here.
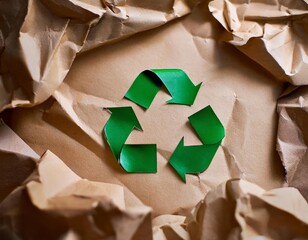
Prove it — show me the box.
[125,69,202,109]
[169,105,225,182]
[104,107,142,159]
[169,138,221,182]
[104,106,157,173]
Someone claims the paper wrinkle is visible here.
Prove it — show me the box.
[0,120,38,203]
[80,0,200,52]
[52,83,106,146]
[28,150,126,211]
[221,97,246,179]
[209,0,308,84]
[38,150,82,198]
[31,0,285,215]
[0,0,300,237]
[40,0,105,22]
[0,0,198,113]
[0,0,95,112]
[186,179,308,240]
[51,80,239,200]
[0,148,153,239]
[153,215,189,240]
[1,120,307,239]
[0,119,39,159]
[277,86,308,201]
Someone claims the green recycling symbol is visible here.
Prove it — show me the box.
[103,69,225,182]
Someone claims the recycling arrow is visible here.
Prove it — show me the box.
[169,105,225,182]
[104,106,157,173]
[125,69,202,109]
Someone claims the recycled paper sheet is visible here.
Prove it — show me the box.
[0,0,308,239]
[4,1,286,215]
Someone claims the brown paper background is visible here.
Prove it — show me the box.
[1,0,308,239]
[3,1,286,216]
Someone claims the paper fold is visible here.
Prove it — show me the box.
[0,146,152,239]
[0,0,200,112]
[277,86,308,201]
[209,0,308,84]
[186,179,308,240]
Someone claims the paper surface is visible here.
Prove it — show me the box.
[0,147,153,239]
[186,179,308,240]
[1,0,286,217]
[209,0,308,85]
[0,120,38,202]
[0,0,198,112]
[1,0,308,239]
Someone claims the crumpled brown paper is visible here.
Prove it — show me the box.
[0,148,153,239]
[0,120,38,202]
[0,0,199,112]
[209,0,308,85]
[1,0,308,239]
[4,0,287,217]
[1,122,308,239]
[186,179,308,240]
[0,0,99,111]
[152,215,188,240]
[277,86,308,201]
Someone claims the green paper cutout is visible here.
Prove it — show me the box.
[188,105,225,145]
[120,144,157,172]
[104,106,157,173]
[125,69,202,109]
[169,105,225,182]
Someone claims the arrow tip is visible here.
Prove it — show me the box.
[169,138,187,183]
[179,170,187,183]
[195,82,202,91]
[166,82,202,106]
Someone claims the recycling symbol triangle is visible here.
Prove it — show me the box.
[103,69,225,182]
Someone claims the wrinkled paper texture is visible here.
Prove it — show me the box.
[209,0,308,85]
[0,0,198,112]
[0,134,152,239]
[1,0,308,239]
[277,86,308,201]
[186,179,308,240]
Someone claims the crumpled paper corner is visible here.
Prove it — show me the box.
[0,0,200,113]
[0,137,152,239]
[186,179,308,240]
[209,0,308,85]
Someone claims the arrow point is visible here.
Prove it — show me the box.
[166,98,176,104]
[126,107,143,131]
[169,138,187,183]
[176,138,187,182]
[166,97,191,105]
[195,82,202,91]
[172,137,185,151]
[178,169,187,183]
[166,82,201,106]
